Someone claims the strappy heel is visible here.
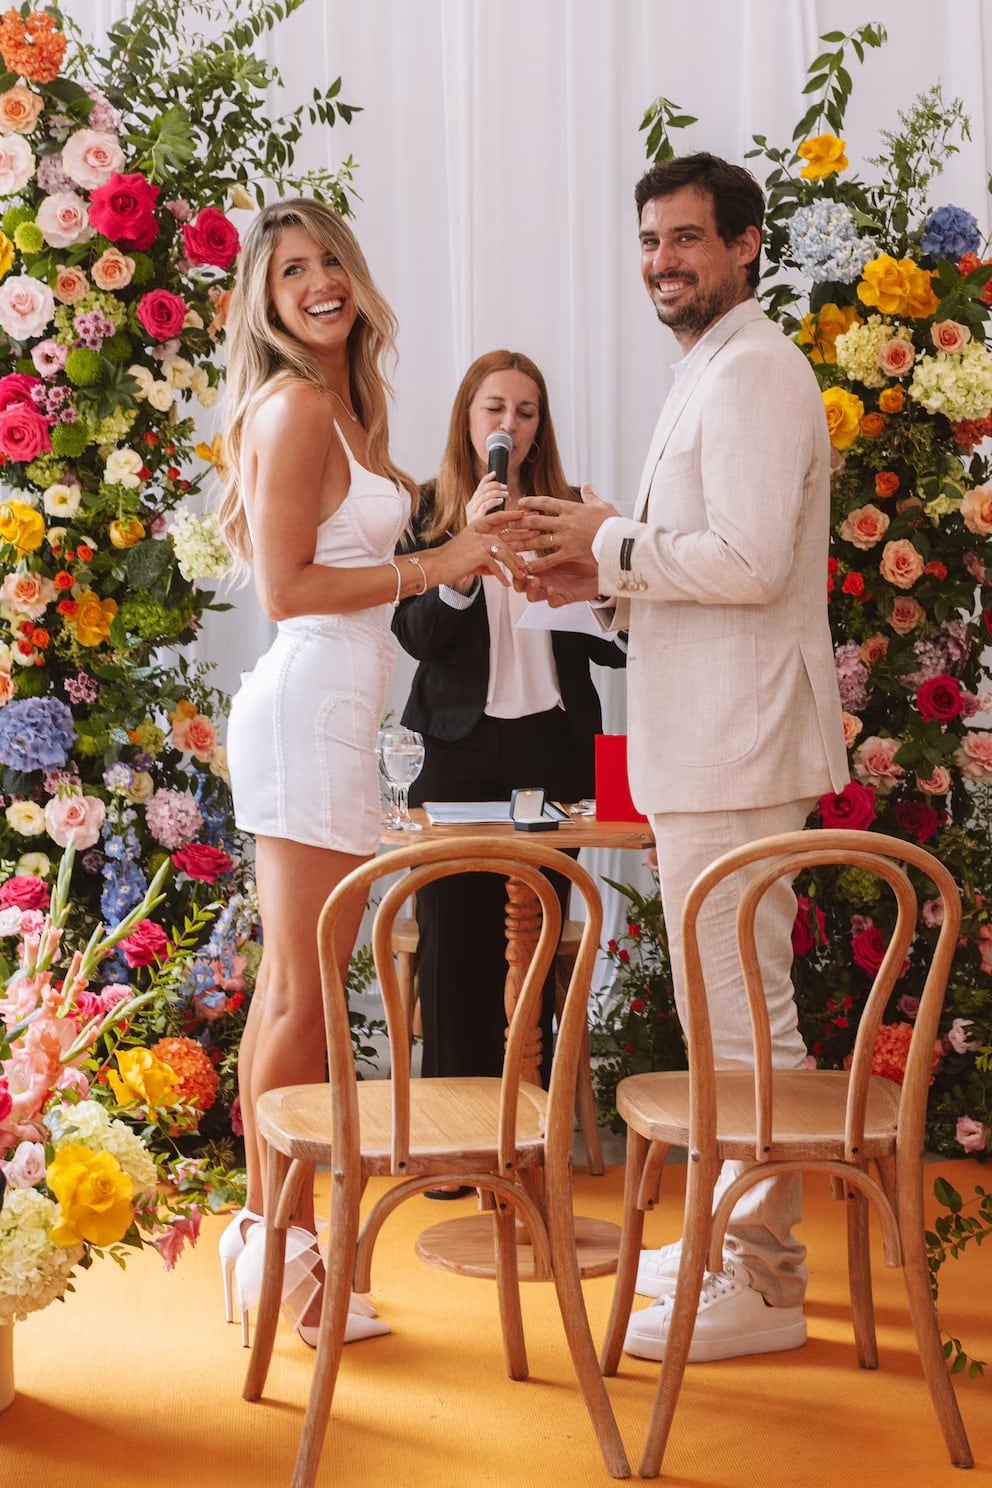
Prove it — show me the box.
[234,1222,390,1348]
[218,1207,263,1326]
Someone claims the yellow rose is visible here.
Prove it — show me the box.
[0,230,13,279]
[71,590,119,647]
[797,133,848,180]
[857,254,913,315]
[902,263,940,319]
[822,386,865,450]
[107,1047,180,1110]
[0,500,45,553]
[47,1143,134,1248]
[797,303,861,365]
[108,515,146,549]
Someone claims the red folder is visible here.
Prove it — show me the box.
[594,734,648,823]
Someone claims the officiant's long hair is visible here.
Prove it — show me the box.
[219,197,417,564]
[418,349,575,544]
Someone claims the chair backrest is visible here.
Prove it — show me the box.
[679,828,962,1163]
[315,835,604,1178]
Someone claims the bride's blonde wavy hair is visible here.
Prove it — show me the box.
[218,198,417,565]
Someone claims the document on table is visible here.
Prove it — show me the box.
[514,599,604,637]
[422,801,512,824]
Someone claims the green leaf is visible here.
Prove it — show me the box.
[934,1177,963,1213]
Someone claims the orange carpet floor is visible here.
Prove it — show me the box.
[2,1161,990,1488]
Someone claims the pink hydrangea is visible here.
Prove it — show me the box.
[144,788,203,850]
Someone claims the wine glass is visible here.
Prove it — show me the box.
[377,727,425,831]
[375,728,402,828]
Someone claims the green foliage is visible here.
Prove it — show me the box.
[928,1178,992,1376]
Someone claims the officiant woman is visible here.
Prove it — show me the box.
[392,349,626,1091]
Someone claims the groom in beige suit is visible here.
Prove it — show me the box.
[520,153,849,1362]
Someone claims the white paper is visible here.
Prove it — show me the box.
[422,801,512,824]
[514,599,604,637]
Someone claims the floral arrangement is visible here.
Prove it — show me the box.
[0,0,361,1204]
[0,845,207,1322]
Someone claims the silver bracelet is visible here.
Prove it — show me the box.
[406,555,428,595]
[387,559,403,608]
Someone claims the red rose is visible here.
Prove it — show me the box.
[0,404,51,461]
[818,781,877,831]
[841,571,865,597]
[182,207,240,270]
[916,673,962,723]
[629,998,645,1014]
[136,288,188,342]
[89,171,160,250]
[791,894,827,956]
[118,918,170,968]
[893,799,941,844]
[0,873,50,911]
[172,843,235,883]
[0,373,40,412]
[851,925,910,978]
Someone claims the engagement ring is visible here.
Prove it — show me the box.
[489,542,500,556]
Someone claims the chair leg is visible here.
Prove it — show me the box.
[600,1128,652,1375]
[290,1164,365,1488]
[639,1158,718,1480]
[396,948,416,1045]
[493,1192,528,1380]
[556,952,605,1176]
[845,1180,878,1369]
[242,1147,293,1401]
[895,1181,974,1469]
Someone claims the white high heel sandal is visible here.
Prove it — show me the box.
[234,1222,390,1349]
[218,1207,263,1325]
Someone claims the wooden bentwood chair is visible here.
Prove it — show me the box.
[599,829,974,1479]
[242,835,630,1488]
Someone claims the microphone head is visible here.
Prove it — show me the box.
[486,430,513,455]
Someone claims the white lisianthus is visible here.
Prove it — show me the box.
[182,308,204,329]
[230,183,255,210]
[146,379,176,413]
[42,481,81,517]
[5,800,46,835]
[17,851,50,877]
[104,447,143,489]
[189,367,217,407]
[162,355,193,389]
[170,507,233,581]
[127,363,155,400]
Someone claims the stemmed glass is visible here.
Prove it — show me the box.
[376,727,425,831]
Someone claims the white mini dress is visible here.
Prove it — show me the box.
[227,421,409,854]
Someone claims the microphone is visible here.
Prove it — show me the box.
[486,430,512,498]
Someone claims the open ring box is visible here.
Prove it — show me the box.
[510,787,569,832]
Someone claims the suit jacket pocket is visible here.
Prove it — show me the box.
[652,631,758,767]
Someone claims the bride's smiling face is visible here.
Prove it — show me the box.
[267,224,358,357]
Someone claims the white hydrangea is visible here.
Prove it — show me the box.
[909,341,992,422]
[45,1099,158,1194]
[0,1185,82,1323]
[170,507,233,582]
[834,316,911,389]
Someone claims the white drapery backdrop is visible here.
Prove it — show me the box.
[63,0,992,931]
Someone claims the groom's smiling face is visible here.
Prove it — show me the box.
[638,185,759,349]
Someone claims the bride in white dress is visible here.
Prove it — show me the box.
[217,198,524,1345]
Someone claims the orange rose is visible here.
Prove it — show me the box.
[54,265,89,304]
[171,711,218,763]
[874,472,900,498]
[0,84,43,134]
[108,515,145,549]
[860,412,886,438]
[839,503,890,550]
[858,633,889,666]
[878,386,905,414]
[879,539,925,590]
[71,590,118,647]
[91,247,135,292]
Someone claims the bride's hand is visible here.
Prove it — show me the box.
[437,507,527,588]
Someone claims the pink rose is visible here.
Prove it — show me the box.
[877,337,915,377]
[0,372,40,411]
[118,918,170,968]
[931,319,971,354]
[136,288,188,342]
[955,1116,988,1154]
[840,503,890,550]
[61,127,125,190]
[818,781,877,830]
[946,1018,980,1054]
[0,1138,45,1187]
[0,570,55,618]
[43,791,106,851]
[916,765,951,795]
[916,673,963,723]
[879,538,924,589]
[182,207,240,270]
[88,171,160,250]
[0,874,49,911]
[53,265,89,304]
[171,842,234,884]
[171,712,217,761]
[961,485,992,536]
[35,190,91,248]
[91,246,135,291]
[842,712,863,748]
[0,402,51,461]
[853,735,905,791]
[887,596,926,634]
[0,133,33,195]
[956,731,992,781]
[0,273,55,341]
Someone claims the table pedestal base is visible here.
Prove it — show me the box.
[414,1213,621,1280]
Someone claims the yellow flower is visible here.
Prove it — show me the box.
[47,1144,134,1248]
[0,500,44,553]
[0,230,14,279]
[170,698,197,723]
[797,303,861,365]
[797,133,848,180]
[108,515,146,549]
[857,254,913,315]
[71,590,118,647]
[822,386,865,450]
[107,1047,180,1110]
[195,433,226,476]
[902,263,940,319]
[229,183,255,210]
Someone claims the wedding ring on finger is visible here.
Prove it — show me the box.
[489,542,500,556]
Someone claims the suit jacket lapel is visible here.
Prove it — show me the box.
[633,299,764,520]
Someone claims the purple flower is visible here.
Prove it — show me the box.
[834,641,871,712]
[36,151,71,194]
[64,671,98,705]
[83,86,122,133]
[0,698,75,772]
[921,205,981,261]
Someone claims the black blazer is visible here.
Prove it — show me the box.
[392,489,626,746]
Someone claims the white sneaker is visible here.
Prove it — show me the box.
[624,1260,806,1363]
[635,1239,733,1298]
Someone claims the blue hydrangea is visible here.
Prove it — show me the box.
[787,201,876,284]
[921,204,981,262]
[0,697,76,772]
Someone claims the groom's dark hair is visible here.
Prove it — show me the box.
[634,152,764,289]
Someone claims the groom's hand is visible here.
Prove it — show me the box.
[519,484,617,573]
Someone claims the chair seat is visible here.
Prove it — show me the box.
[257,1076,549,1172]
[616,1068,902,1159]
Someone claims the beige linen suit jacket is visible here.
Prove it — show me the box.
[598,298,849,815]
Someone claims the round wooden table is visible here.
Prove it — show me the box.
[382,807,653,1279]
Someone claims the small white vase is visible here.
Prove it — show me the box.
[0,1321,13,1412]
